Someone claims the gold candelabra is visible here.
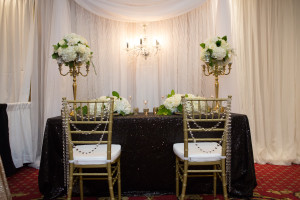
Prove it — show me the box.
[202,62,232,110]
[58,64,90,100]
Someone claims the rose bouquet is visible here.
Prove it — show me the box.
[157,90,204,115]
[200,36,234,67]
[52,33,93,67]
[89,91,131,116]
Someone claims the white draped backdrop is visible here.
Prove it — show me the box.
[0,0,299,168]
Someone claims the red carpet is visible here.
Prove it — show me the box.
[6,164,300,200]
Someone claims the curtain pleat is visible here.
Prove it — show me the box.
[230,0,300,164]
[69,0,217,110]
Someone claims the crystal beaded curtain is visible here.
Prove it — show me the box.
[70,0,217,110]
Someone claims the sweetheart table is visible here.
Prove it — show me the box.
[38,113,256,199]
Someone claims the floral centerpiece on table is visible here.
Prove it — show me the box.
[52,33,93,67]
[89,91,132,116]
[200,36,234,67]
[157,90,203,115]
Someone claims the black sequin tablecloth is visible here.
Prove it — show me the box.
[38,113,256,199]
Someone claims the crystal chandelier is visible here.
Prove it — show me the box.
[126,24,161,60]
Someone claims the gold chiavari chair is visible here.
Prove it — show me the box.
[173,96,232,200]
[62,97,121,200]
[0,156,12,200]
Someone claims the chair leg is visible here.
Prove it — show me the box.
[79,168,83,200]
[221,161,228,200]
[67,164,74,200]
[107,163,115,200]
[213,165,216,198]
[175,157,179,197]
[180,160,188,200]
[117,159,121,200]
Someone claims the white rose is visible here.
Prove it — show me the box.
[220,40,229,49]
[75,44,86,54]
[57,47,63,55]
[207,41,217,50]
[59,39,66,46]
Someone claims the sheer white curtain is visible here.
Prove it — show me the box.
[0,0,39,168]
[70,0,218,110]
[6,103,33,168]
[230,0,300,164]
[74,0,207,22]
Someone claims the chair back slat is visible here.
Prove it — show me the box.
[62,97,114,161]
[181,96,232,158]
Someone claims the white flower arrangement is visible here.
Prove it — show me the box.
[157,90,205,115]
[52,33,93,67]
[200,36,234,67]
[89,91,131,116]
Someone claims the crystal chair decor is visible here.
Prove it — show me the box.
[173,96,232,200]
[62,97,121,200]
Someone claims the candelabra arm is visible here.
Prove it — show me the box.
[58,64,71,76]
[224,63,232,75]
[78,65,90,77]
[202,64,213,76]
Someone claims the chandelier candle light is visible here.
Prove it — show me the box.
[200,36,234,110]
[126,24,160,60]
[52,33,93,100]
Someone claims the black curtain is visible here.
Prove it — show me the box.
[0,104,16,176]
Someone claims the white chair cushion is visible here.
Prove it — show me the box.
[70,144,121,165]
[173,142,225,162]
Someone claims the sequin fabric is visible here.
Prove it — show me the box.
[38,113,256,199]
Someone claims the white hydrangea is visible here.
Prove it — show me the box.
[200,36,234,66]
[114,98,131,115]
[60,46,77,62]
[184,94,206,112]
[89,96,131,116]
[164,94,182,112]
[53,33,92,66]
[59,39,66,46]
[212,46,226,60]
[163,93,206,113]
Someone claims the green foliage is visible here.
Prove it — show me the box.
[53,44,59,50]
[224,51,229,61]
[61,44,68,49]
[112,91,120,99]
[207,48,213,54]
[216,40,221,47]
[157,105,172,115]
[177,104,183,112]
[167,89,175,98]
[222,36,227,41]
[120,111,126,116]
[69,62,74,68]
[200,43,205,49]
[76,105,88,115]
[52,53,58,59]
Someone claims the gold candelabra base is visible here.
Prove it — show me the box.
[58,63,90,100]
[202,62,232,110]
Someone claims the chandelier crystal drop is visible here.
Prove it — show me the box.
[126,24,161,60]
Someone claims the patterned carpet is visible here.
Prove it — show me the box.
[6,164,300,200]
